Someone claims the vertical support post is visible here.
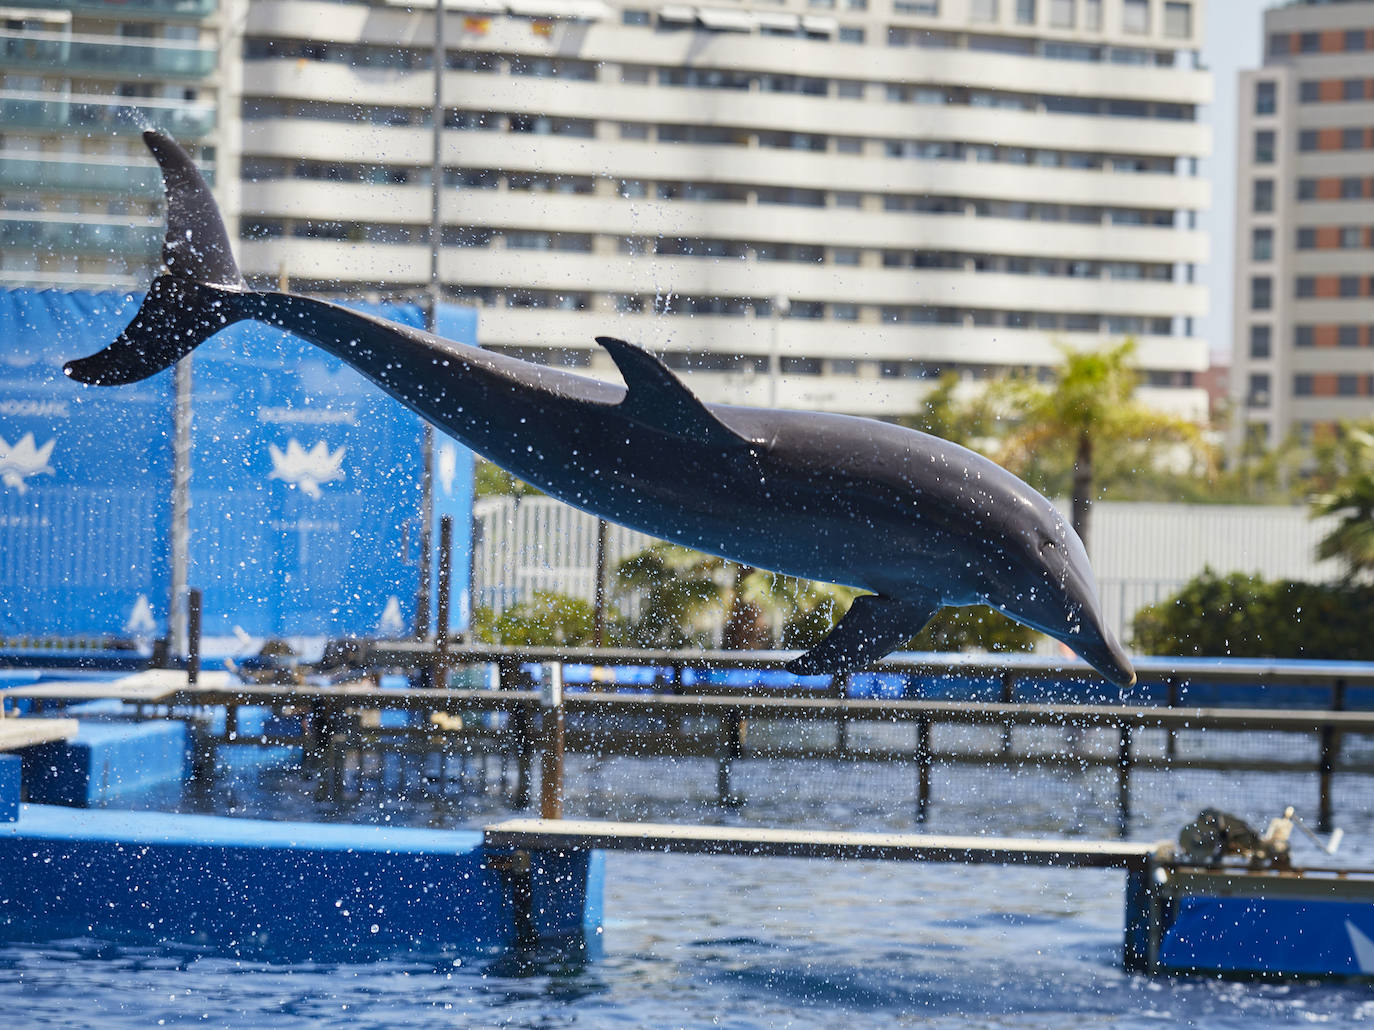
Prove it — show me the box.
[1318,679,1346,834]
[186,587,202,688]
[1164,676,1179,759]
[1117,723,1132,838]
[833,672,850,758]
[505,657,534,808]
[717,707,744,807]
[1000,671,1016,755]
[915,717,931,824]
[1122,858,1164,974]
[539,662,565,820]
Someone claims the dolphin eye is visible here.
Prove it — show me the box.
[1039,539,1057,553]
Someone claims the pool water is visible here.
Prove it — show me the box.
[2,746,1373,1028]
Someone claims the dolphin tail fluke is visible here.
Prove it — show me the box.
[785,593,941,676]
[64,130,246,386]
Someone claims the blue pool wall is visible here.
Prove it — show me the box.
[19,720,188,807]
[0,805,602,960]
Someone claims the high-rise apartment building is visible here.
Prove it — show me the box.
[0,0,221,291]
[229,0,1210,416]
[1233,0,1374,452]
[2,0,1210,418]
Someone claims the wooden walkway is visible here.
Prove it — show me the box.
[0,718,77,752]
[483,818,1163,872]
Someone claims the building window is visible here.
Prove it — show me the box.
[1299,80,1320,103]
[1247,373,1270,407]
[1297,227,1316,249]
[1296,276,1315,298]
[1299,129,1319,151]
[1298,178,1317,200]
[1344,128,1365,150]
[1294,374,1314,396]
[1342,226,1363,248]
[1299,32,1319,53]
[1255,81,1276,115]
[1252,227,1274,260]
[1268,33,1289,56]
[1083,0,1100,29]
[839,26,865,42]
[1163,1,1190,38]
[1346,28,1367,51]
[1016,0,1035,22]
[1339,374,1360,396]
[1122,0,1148,32]
[1049,0,1073,26]
[1295,325,1314,348]
[1341,275,1360,297]
[1254,130,1275,163]
[622,8,650,24]
[1253,179,1274,212]
[1340,324,1360,347]
[1251,276,1272,310]
[1344,78,1366,101]
[1250,324,1272,358]
[970,0,998,19]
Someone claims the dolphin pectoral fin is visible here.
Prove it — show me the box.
[595,335,750,448]
[785,594,941,676]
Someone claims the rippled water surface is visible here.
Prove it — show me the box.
[3,741,1374,1028]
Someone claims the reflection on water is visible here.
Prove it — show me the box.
[4,741,1374,1028]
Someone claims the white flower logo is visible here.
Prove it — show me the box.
[268,439,345,499]
[0,432,55,493]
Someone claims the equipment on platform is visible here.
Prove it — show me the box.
[1175,805,1343,869]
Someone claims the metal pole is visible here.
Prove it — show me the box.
[186,587,201,687]
[416,0,445,640]
[540,662,565,819]
[168,357,192,661]
[592,518,608,647]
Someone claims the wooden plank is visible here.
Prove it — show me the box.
[0,718,78,752]
[7,669,230,703]
[484,818,1162,871]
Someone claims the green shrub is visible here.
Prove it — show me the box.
[472,591,619,647]
[1132,568,1374,659]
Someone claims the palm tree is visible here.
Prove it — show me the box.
[992,339,1203,555]
[1312,425,1374,582]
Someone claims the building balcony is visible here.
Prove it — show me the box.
[0,91,216,137]
[0,30,216,79]
[0,153,213,195]
[0,216,161,257]
[11,0,215,19]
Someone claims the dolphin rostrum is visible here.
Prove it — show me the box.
[65,131,1135,686]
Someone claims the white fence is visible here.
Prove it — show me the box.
[472,495,1342,644]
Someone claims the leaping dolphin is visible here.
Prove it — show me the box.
[65,131,1135,687]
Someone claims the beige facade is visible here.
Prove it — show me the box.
[229,0,1212,416]
[1232,0,1374,452]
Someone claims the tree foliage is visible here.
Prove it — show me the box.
[1310,424,1374,581]
[471,590,613,646]
[988,340,1207,552]
[1131,569,1374,659]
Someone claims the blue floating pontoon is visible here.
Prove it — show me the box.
[0,803,602,960]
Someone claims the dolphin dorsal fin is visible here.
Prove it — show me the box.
[596,336,750,448]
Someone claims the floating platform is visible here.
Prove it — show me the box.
[0,804,602,960]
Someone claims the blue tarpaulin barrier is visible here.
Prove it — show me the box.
[0,289,476,644]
